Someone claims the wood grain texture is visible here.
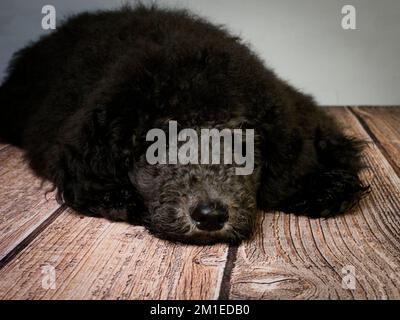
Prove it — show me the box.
[0,208,228,299]
[0,146,61,261]
[227,107,400,299]
[352,107,400,174]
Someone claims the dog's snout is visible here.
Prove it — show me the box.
[191,200,228,231]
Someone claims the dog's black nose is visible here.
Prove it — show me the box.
[191,201,228,231]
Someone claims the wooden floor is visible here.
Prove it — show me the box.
[0,107,399,300]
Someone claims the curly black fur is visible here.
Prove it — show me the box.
[0,5,368,244]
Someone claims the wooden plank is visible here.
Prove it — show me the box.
[0,146,61,261]
[0,208,228,299]
[227,107,400,299]
[352,106,400,174]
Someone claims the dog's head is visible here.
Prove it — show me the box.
[79,42,275,244]
[129,123,262,244]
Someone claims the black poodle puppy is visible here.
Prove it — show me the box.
[0,6,368,244]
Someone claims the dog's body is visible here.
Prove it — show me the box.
[0,6,367,244]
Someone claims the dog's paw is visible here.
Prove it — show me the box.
[281,169,369,218]
[309,198,356,218]
[83,188,144,222]
[96,207,129,221]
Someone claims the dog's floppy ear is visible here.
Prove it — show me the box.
[256,123,305,210]
[51,104,134,213]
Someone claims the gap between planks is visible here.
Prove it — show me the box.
[0,205,66,269]
[0,145,64,262]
